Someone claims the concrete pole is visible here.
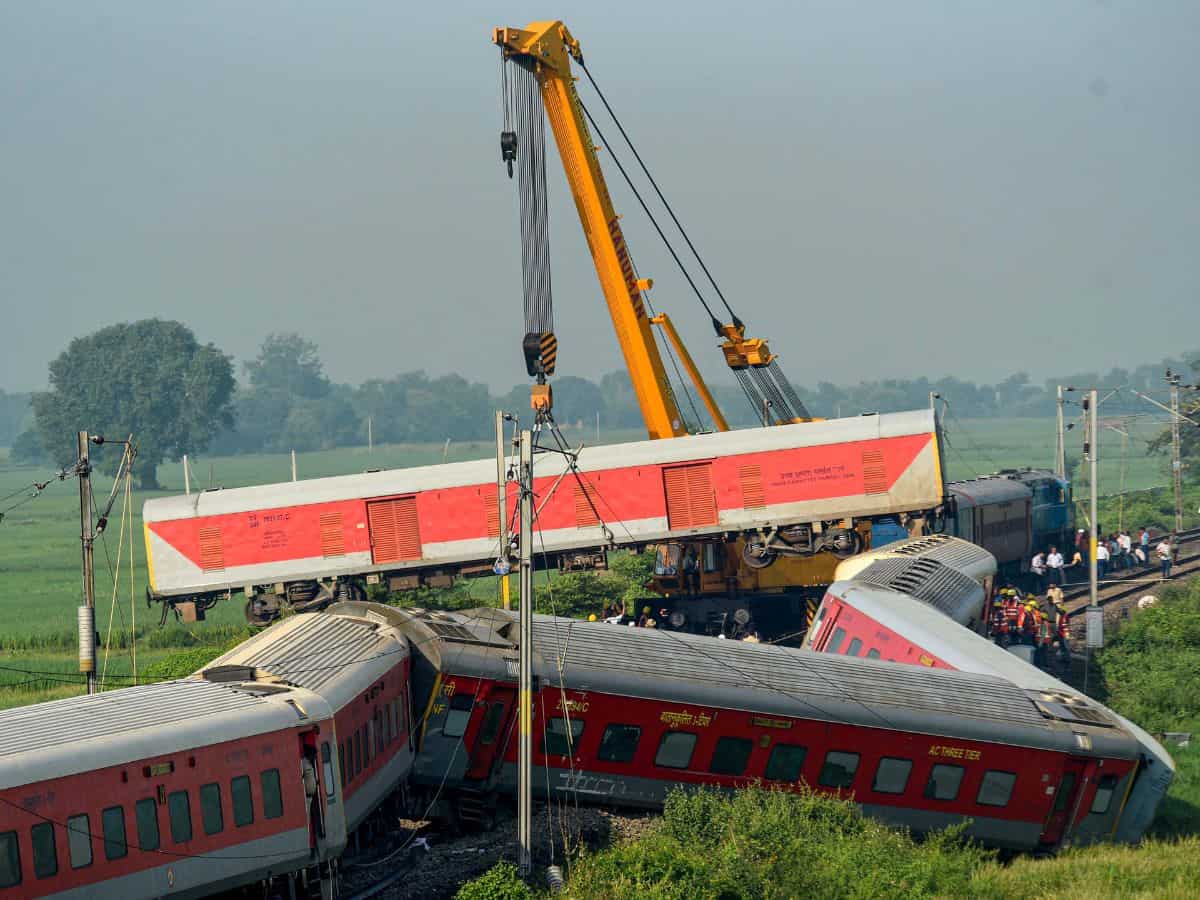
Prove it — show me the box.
[496,410,511,611]
[291,449,298,482]
[1055,385,1066,479]
[1088,388,1099,607]
[77,431,97,695]
[1169,372,1183,534]
[183,454,190,495]
[517,428,533,877]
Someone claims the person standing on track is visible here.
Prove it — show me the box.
[1118,531,1133,570]
[1031,550,1047,593]
[1095,539,1110,581]
[1046,546,1065,585]
[1140,526,1152,568]
[1157,537,1173,580]
[1046,581,1064,609]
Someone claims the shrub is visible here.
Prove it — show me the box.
[454,861,531,900]
[563,786,989,899]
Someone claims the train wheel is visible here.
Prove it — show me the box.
[244,592,282,627]
[741,541,777,570]
[822,528,864,558]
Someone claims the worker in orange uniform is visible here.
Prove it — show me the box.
[990,598,1009,647]
[1034,599,1054,669]
[1003,590,1021,640]
[1053,600,1071,673]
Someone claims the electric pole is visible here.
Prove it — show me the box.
[77,431,97,695]
[1055,385,1066,479]
[1168,370,1184,534]
[517,428,533,878]
[496,410,511,611]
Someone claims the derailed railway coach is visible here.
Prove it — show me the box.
[803,541,1174,844]
[0,680,344,899]
[352,602,1148,851]
[142,410,945,625]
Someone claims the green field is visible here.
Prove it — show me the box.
[0,416,1176,704]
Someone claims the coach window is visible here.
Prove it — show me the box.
[354,731,363,775]
[924,764,965,801]
[443,694,475,739]
[655,732,698,770]
[819,751,860,789]
[827,627,847,654]
[872,757,913,795]
[102,806,128,860]
[867,648,881,660]
[544,717,584,757]
[977,771,1017,808]
[262,769,284,820]
[0,830,20,887]
[168,791,192,844]
[597,724,641,763]
[1091,775,1120,815]
[339,743,348,787]
[67,813,93,868]
[135,798,160,852]
[845,638,863,657]
[765,744,808,782]
[322,743,336,800]
[31,822,57,879]
[709,736,753,776]
[479,701,507,746]
[232,776,255,827]
[200,783,224,836]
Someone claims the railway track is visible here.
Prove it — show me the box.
[1059,526,1200,619]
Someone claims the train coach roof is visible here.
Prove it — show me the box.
[197,610,407,709]
[0,680,329,791]
[845,558,982,620]
[946,476,1032,506]
[417,608,1137,759]
[143,409,934,521]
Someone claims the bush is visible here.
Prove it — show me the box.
[1095,577,1200,733]
[139,642,242,682]
[9,429,49,464]
[454,861,531,900]
[562,786,989,899]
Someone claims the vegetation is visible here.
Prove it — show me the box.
[31,320,235,487]
[8,326,1196,457]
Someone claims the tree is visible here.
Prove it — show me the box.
[9,429,49,465]
[243,333,331,398]
[32,320,234,488]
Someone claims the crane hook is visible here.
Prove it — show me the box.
[500,130,517,178]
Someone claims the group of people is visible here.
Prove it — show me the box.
[590,602,762,641]
[1029,527,1177,591]
[988,585,1071,673]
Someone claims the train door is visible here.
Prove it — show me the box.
[301,733,326,853]
[464,686,517,782]
[1040,757,1090,847]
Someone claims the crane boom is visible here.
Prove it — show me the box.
[495,21,688,439]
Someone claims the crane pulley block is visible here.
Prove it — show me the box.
[523,331,558,377]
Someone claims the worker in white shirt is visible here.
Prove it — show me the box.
[1095,540,1110,580]
[1157,538,1173,579]
[1030,551,1047,592]
[1045,547,1065,585]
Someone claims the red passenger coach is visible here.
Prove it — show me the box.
[0,680,345,899]
[802,541,1174,844]
[198,606,416,834]
[366,604,1142,852]
[143,410,943,622]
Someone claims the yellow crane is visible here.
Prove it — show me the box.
[493,21,867,623]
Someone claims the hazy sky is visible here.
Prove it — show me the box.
[3,2,1198,395]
